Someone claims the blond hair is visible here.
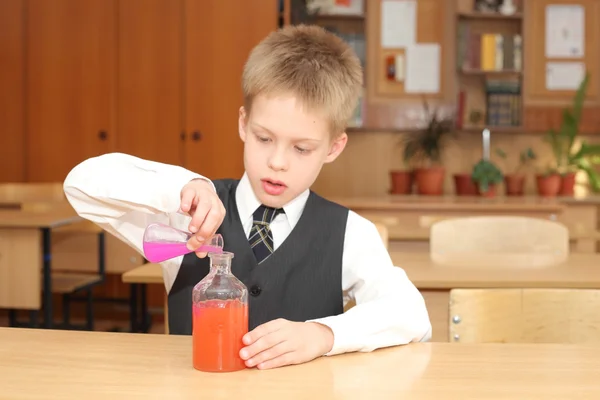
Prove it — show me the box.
[242,24,363,135]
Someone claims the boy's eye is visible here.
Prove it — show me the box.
[257,136,271,143]
[295,146,310,154]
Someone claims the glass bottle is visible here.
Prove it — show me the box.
[192,251,248,372]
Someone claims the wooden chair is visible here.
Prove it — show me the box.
[449,288,600,344]
[49,220,106,330]
[430,216,569,268]
[374,222,389,249]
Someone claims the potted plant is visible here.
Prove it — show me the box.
[495,147,536,196]
[389,167,413,194]
[471,158,503,197]
[401,100,455,195]
[544,72,600,196]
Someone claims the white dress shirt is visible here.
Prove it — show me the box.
[63,152,432,355]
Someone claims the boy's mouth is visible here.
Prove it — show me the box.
[261,179,287,196]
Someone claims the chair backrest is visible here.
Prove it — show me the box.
[430,216,569,268]
[449,288,600,344]
[374,222,389,249]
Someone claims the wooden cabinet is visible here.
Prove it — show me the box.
[184,0,278,179]
[116,0,183,165]
[0,0,279,183]
[26,0,116,182]
[0,0,26,182]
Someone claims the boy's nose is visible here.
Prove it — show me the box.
[267,150,288,172]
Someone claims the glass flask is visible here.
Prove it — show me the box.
[192,251,249,372]
[142,222,224,263]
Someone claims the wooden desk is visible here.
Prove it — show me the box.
[0,184,144,274]
[0,208,81,328]
[391,252,600,342]
[122,263,166,333]
[1,328,599,399]
[0,183,66,207]
[334,195,600,253]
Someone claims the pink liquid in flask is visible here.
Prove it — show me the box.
[142,223,224,263]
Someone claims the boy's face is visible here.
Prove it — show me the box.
[238,94,347,209]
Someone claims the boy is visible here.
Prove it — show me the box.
[64,24,431,370]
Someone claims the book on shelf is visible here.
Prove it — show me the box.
[457,23,522,72]
[485,78,521,127]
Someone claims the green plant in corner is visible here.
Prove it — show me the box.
[544,72,600,191]
[471,159,503,193]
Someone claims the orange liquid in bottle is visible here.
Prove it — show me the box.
[192,299,248,372]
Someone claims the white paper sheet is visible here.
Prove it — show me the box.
[381,0,416,48]
[405,44,440,93]
[545,5,585,58]
[546,62,586,90]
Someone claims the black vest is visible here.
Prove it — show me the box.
[167,179,348,335]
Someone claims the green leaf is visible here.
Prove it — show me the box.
[578,163,600,192]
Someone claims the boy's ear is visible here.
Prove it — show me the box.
[238,106,248,142]
[324,132,348,163]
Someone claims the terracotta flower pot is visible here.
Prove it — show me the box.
[389,170,413,194]
[476,183,497,198]
[559,172,576,196]
[414,167,445,196]
[453,173,477,196]
[536,174,561,197]
[504,174,525,196]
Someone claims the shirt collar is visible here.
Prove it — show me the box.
[235,172,309,229]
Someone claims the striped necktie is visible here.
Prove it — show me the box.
[249,205,284,264]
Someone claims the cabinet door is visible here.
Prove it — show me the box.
[184,0,279,179]
[0,0,25,182]
[116,0,183,166]
[26,0,116,182]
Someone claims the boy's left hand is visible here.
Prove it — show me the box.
[239,319,334,370]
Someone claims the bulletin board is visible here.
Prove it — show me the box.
[367,0,448,101]
[523,0,600,104]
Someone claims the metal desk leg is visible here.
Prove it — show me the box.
[42,228,52,329]
[130,283,138,332]
[140,284,149,332]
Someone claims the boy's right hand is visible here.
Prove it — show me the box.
[180,178,225,257]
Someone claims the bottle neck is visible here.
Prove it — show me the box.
[208,252,233,275]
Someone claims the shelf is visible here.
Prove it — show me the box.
[459,126,526,134]
[315,13,365,20]
[458,12,523,20]
[460,68,522,76]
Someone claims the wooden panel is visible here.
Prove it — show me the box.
[116,0,183,166]
[368,0,449,100]
[524,106,600,133]
[26,0,116,182]
[0,0,25,182]
[0,228,40,309]
[523,0,600,105]
[184,0,278,179]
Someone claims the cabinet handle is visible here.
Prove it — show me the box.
[98,130,108,140]
[191,131,202,141]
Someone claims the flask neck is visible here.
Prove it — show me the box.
[208,252,233,275]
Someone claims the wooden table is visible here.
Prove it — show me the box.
[334,195,600,253]
[1,328,599,399]
[0,207,82,328]
[391,252,600,342]
[0,184,144,274]
[122,263,165,333]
